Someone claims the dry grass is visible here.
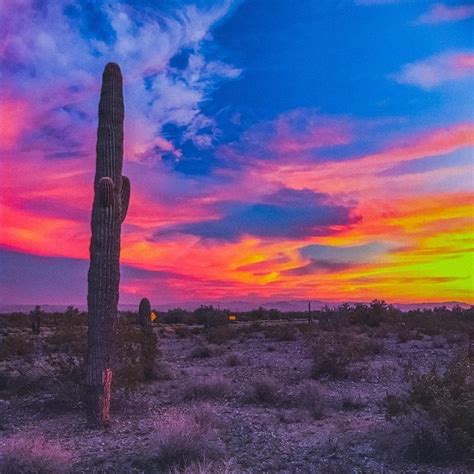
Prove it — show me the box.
[0,437,72,473]
[182,376,232,401]
[245,377,281,405]
[141,409,225,471]
[225,353,243,367]
[296,381,325,419]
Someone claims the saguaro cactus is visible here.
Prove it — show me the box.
[85,63,130,427]
[30,305,42,335]
[138,297,152,333]
[138,297,157,380]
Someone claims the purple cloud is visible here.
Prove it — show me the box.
[154,188,360,241]
[281,241,393,276]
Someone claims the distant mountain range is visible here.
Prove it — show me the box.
[0,300,471,313]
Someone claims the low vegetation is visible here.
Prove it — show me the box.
[0,437,71,473]
[383,354,474,463]
[0,303,472,471]
[139,409,225,471]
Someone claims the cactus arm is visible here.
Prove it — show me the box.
[98,177,115,207]
[120,175,130,223]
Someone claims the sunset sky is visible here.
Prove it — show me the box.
[0,0,473,306]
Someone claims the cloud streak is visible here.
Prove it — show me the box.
[392,52,474,89]
[416,3,474,24]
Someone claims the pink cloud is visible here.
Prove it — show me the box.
[270,111,353,154]
[416,3,474,24]
[392,52,474,89]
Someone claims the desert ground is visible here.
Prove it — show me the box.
[0,307,472,473]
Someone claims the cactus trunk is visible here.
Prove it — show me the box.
[138,297,152,333]
[138,297,157,380]
[85,63,130,427]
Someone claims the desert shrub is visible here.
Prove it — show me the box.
[174,326,192,338]
[206,325,236,344]
[340,396,364,411]
[190,343,225,359]
[0,437,71,473]
[245,377,280,405]
[142,410,224,471]
[113,319,160,389]
[0,373,51,398]
[190,344,212,359]
[168,460,236,474]
[383,393,406,419]
[396,328,413,343]
[248,321,263,333]
[154,361,174,380]
[309,332,382,380]
[310,334,351,379]
[445,331,466,344]
[0,334,33,360]
[46,325,86,354]
[188,403,222,430]
[373,325,390,338]
[297,381,325,419]
[194,305,228,327]
[225,353,243,367]
[161,308,195,325]
[384,354,474,463]
[263,324,298,341]
[183,377,231,401]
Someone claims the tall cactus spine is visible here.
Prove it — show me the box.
[85,63,130,427]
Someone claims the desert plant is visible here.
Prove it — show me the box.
[0,437,71,473]
[264,323,298,341]
[138,297,152,332]
[113,319,161,389]
[383,354,474,463]
[0,334,34,360]
[309,332,382,380]
[168,460,236,474]
[183,376,231,401]
[137,298,158,380]
[174,326,192,338]
[190,344,212,359]
[30,305,42,335]
[206,325,236,344]
[225,352,243,367]
[142,410,224,470]
[188,402,222,430]
[297,381,325,419]
[85,62,131,427]
[246,377,280,405]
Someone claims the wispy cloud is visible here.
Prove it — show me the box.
[392,52,474,89]
[0,0,240,161]
[415,3,474,24]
